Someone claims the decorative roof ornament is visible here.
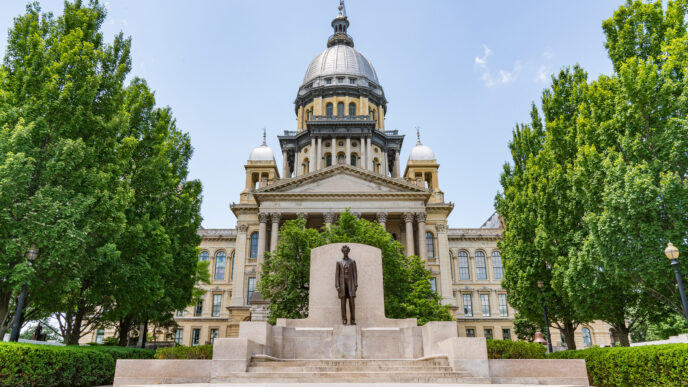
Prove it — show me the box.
[262,127,267,145]
[416,126,422,145]
[409,126,436,161]
[249,128,275,161]
[338,0,347,17]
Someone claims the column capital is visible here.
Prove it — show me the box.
[351,211,362,219]
[403,212,415,223]
[258,212,270,223]
[436,223,448,233]
[237,224,249,234]
[415,212,427,223]
[376,212,388,224]
[323,211,337,224]
[297,212,309,220]
[270,212,281,223]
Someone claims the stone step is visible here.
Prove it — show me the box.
[216,375,492,384]
[250,359,450,367]
[247,365,456,372]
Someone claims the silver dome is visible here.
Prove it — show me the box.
[302,44,379,85]
[249,144,275,161]
[409,144,435,161]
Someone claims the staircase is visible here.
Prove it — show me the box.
[215,355,491,384]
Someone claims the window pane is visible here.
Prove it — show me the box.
[475,251,487,280]
[492,251,503,280]
[582,328,592,347]
[249,233,259,258]
[502,328,511,340]
[326,103,333,116]
[429,278,437,292]
[176,310,184,317]
[499,294,508,317]
[230,252,235,280]
[484,328,493,340]
[463,294,473,317]
[210,329,219,345]
[174,328,183,345]
[458,251,470,280]
[200,251,209,262]
[466,328,475,337]
[212,294,222,317]
[425,232,435,258]
[192,328,201,346]
[350,155,357,166]
[326,154,332,167]
[480,294,490,316]
[214,251,226,280]
[96,329,105,344]
[195,300,203,316]
[337,102,344,116]
[247,277,256,303]
[349,103,356,116]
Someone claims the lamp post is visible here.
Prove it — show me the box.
[665,242,688,324]
[537,280,553,353]
[9,244,39,342]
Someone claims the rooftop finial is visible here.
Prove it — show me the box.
[338,0,347,17]
[329,0,353,47]
[416,126,422,145]
[262,128,267,145]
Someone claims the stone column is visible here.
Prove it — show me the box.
[367,137,373,170]
[393,150,400,178]
[436,224,455,306]
[323,211,336,227]
[294,148,300,177]
[317,137,323,170]
[256,213,268,279]
[416,212,427,261]
[230,224,249,306]
[332,135,338,164]
[403,212,415,257]
[360,136,366,169]
[282,150,289,178]
[270,212,281,252]
[376,212,388,230]
[346,137,351,165]
[309,138,316,172]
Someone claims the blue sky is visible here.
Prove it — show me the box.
[0,0,625,229]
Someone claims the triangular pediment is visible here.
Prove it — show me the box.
[255,164,428,195]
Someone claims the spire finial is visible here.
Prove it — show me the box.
[262,128,267,145]
[338,0,347,17]
[415,126,422,145]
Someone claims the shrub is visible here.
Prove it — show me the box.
[154,345,213,359]
[486,339,546,359]
[0,342,153,387]
[548,344,688,386]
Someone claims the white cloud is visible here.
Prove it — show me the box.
[474,46,520,87]
[542,50,553,61]
[474,44,492,69]
[533,65,550,83]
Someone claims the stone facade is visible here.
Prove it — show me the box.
[81,3,613,350]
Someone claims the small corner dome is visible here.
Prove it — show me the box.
[249,144,275,161]
[409,144,435,161]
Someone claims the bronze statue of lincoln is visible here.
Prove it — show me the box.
[335,245,358,325]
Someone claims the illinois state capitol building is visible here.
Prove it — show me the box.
[83,3,612,350]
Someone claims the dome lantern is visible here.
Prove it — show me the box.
[408,127,436,161]
[248,129,275,162]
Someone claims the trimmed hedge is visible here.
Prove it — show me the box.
[0,342,153,387]
[486,339,546,359]
[548,344,688,386]
[154,344,213,359]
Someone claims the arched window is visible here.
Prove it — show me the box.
[326,103,333,117]
[325,153,332,167]
[200,251,209,262]
[492,251,503,280]
[475,251,487,280]
[582,328,592,347]
[230,251,235,280]
[214,251,226,280]
[350,154,357,166]
[337,102,345,117]
[458,251,470,280]
[425,232,435,258]
[349,102,356,116]
[249,232,259,258]
[337,153,345,164]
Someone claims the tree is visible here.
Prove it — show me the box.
[513,312,545,342]
[259,211,451,325]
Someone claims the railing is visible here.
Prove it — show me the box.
[308,115,374,122]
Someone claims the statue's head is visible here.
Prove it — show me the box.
[341,245,350,254]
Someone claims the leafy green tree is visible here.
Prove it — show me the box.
[513,312,545,342]
[259,211,451,325]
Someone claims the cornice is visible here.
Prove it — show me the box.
[448,228,502,241]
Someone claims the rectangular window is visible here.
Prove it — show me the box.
[195,300,203,317]
[192,328,201,346]
[480,294,490,316]
[458,252,470,280]
[214,252,226,280]
[212,294,222,317]
[230,252,234,280]
[247,277,256,303]
[174,328,183,345]
[463,294,473,317]
[429,278,437,292]
[337,77,344,83]
[499,294,508,317]
[476,252,488,280]
[484,328,493,340]
[176,310,184,317]
[210,328,219,345]
[349,78,356,84]
[326,78,332,85]
[492,252,504,280]
[95,328,105,344]
[425,232,435,258]
[466,328,475,337]
[502,328,511,340]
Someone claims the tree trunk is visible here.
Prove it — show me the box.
[562,321,577,350]
[140,321,148,349]
[0,291,12,339]
[118,315,133,346]
[613,323,631,347]
[64,308,85,345]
